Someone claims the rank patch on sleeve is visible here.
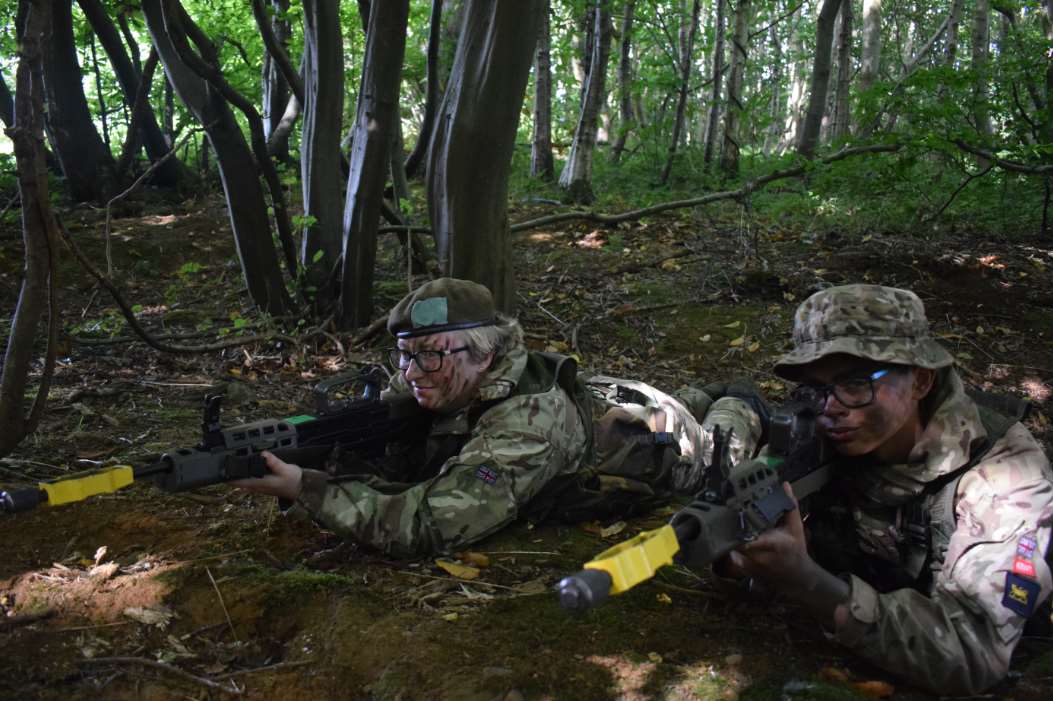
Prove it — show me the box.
[1003,572,1041,617]
[475,465,498,485]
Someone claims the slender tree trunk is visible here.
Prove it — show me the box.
[831,0,853,141]
[42,0,115,202]
[796,0,843,157]
[300,0,345,313]
[260,0,291,163]
[0,73,14,128]
[764,19,783,156]
[531,0,555,180]
[971,0,993,145]
[610,0,636,164]
[1,0,61,457]
[77,0,185,187]
[781,20,807,151]
[163,75,174,144]
[703,0,726,165]
[558,0,612,204]
[142,0,291,315]
[404,0,443,179]
[661,0,701,184]
[427,0,542,311]
[1043,0,1053,143]
[719,0,750,175]
[339,0,409,328]
[860,0,882,91]
[88,33,111,152]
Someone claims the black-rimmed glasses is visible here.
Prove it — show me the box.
[389,346,469,373]
[790,368,896,411]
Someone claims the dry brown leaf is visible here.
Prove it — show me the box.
[600,521,627,538]
[456,552,491,568]
[852,681,895,698]
[729,336,745,347]
[435,558,480,580]
[655,593,672,604]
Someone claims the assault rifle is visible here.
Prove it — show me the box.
[0,367,427,514]
[557,399,833,611]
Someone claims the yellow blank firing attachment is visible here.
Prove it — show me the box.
[583,524,681,594]
[40,466,135,507]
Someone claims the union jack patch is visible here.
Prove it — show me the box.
[475,465,498,485]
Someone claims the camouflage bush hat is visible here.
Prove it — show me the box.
[773,284,955,379]
[387,278,497,339]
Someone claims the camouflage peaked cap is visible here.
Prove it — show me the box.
[387,278,496,339]
[773,284,954,379]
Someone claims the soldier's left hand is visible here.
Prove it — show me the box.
[229,451,303,501]
[728,482,816,591]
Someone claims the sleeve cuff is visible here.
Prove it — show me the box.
[297,469,330,513]
[833,574,880,648]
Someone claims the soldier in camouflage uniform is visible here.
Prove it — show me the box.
[234,278,759,557]
[722,284,1052,695]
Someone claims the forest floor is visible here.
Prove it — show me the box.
[1,190,1053,701]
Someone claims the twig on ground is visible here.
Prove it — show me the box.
[213,660,311,680]
[0,609,55,631]
[206,566,239,643]
[78,656,242,695]
[395,570,524,591]
[350,315,388,347]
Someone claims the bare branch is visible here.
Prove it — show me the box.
[952,140,1053,175]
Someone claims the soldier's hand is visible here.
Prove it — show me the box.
[229,451,303,501]
[728,482,814,590]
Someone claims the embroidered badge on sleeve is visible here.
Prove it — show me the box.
[1003,572,1041,617]
[475,465,498,485]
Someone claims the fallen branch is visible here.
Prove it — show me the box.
[213,660,310,680]
[78,656,242,695]
[951,140,1053,175]
[0,609,55,631]
[382,144,902,239]
[59,221,326,355]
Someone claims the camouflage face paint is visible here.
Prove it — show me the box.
[397,331,491,414]
[798,354,924,463]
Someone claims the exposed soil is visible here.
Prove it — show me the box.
[1,193,1052,700]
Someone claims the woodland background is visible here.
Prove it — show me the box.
[0,1,1052,699]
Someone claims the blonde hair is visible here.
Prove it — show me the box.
[460,313,522,365]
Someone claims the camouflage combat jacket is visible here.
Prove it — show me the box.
[294,336,591,556]
[812,369,1053,695]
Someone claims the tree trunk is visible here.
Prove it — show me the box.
[781,19,807,151]
[1,0,60,457]
[763,18,783,156]
[42,0,115,202]
[88,33,111,152]
[1044,0,1053,143]
[703,0,726,165]
[260,0,291,164]
[609,0,636,164]
[719,0,750,175]
[971,0,993,145]
[558,0,611,204]
[77,0,185,187]
[661,0,701,183]
[831,0,853,141]
[300,0,345,313]
[404,0,443,179]
[142,0,291,315]
[340,0,409,328]
[860,0,882,91]
[0,73,13,128]
[796,0,842,158]
[530,0,555,180]
[427,0,542,311]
